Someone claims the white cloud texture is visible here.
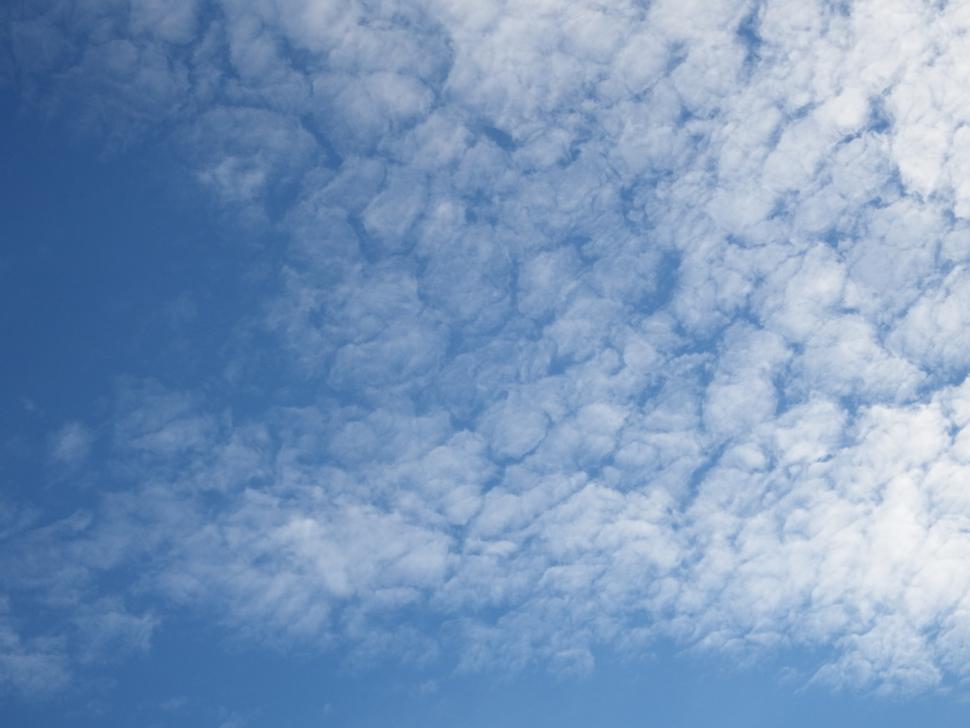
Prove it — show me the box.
[7,0,970,698]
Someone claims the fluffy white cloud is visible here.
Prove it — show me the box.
[11,0,970,700]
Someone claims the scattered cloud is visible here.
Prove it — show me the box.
[7,0,970,701]
[0,597,69,698]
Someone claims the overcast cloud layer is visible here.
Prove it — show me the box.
[5,0,970,707]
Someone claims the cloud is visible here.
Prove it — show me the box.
[0,598,69,698]
[49,422,93,468]
[10,0,970,701]
[72,597,159,664]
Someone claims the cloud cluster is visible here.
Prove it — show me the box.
[6,0,970,698]
[0,597,69,698]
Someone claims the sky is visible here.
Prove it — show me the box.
[4,0,970,725]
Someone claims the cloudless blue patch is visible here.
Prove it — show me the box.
[480,124,517,152]
[736,4,764,73]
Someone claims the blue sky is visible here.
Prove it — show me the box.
[6,0,970,725]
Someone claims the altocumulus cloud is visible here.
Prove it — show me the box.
[5,0,970,701]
